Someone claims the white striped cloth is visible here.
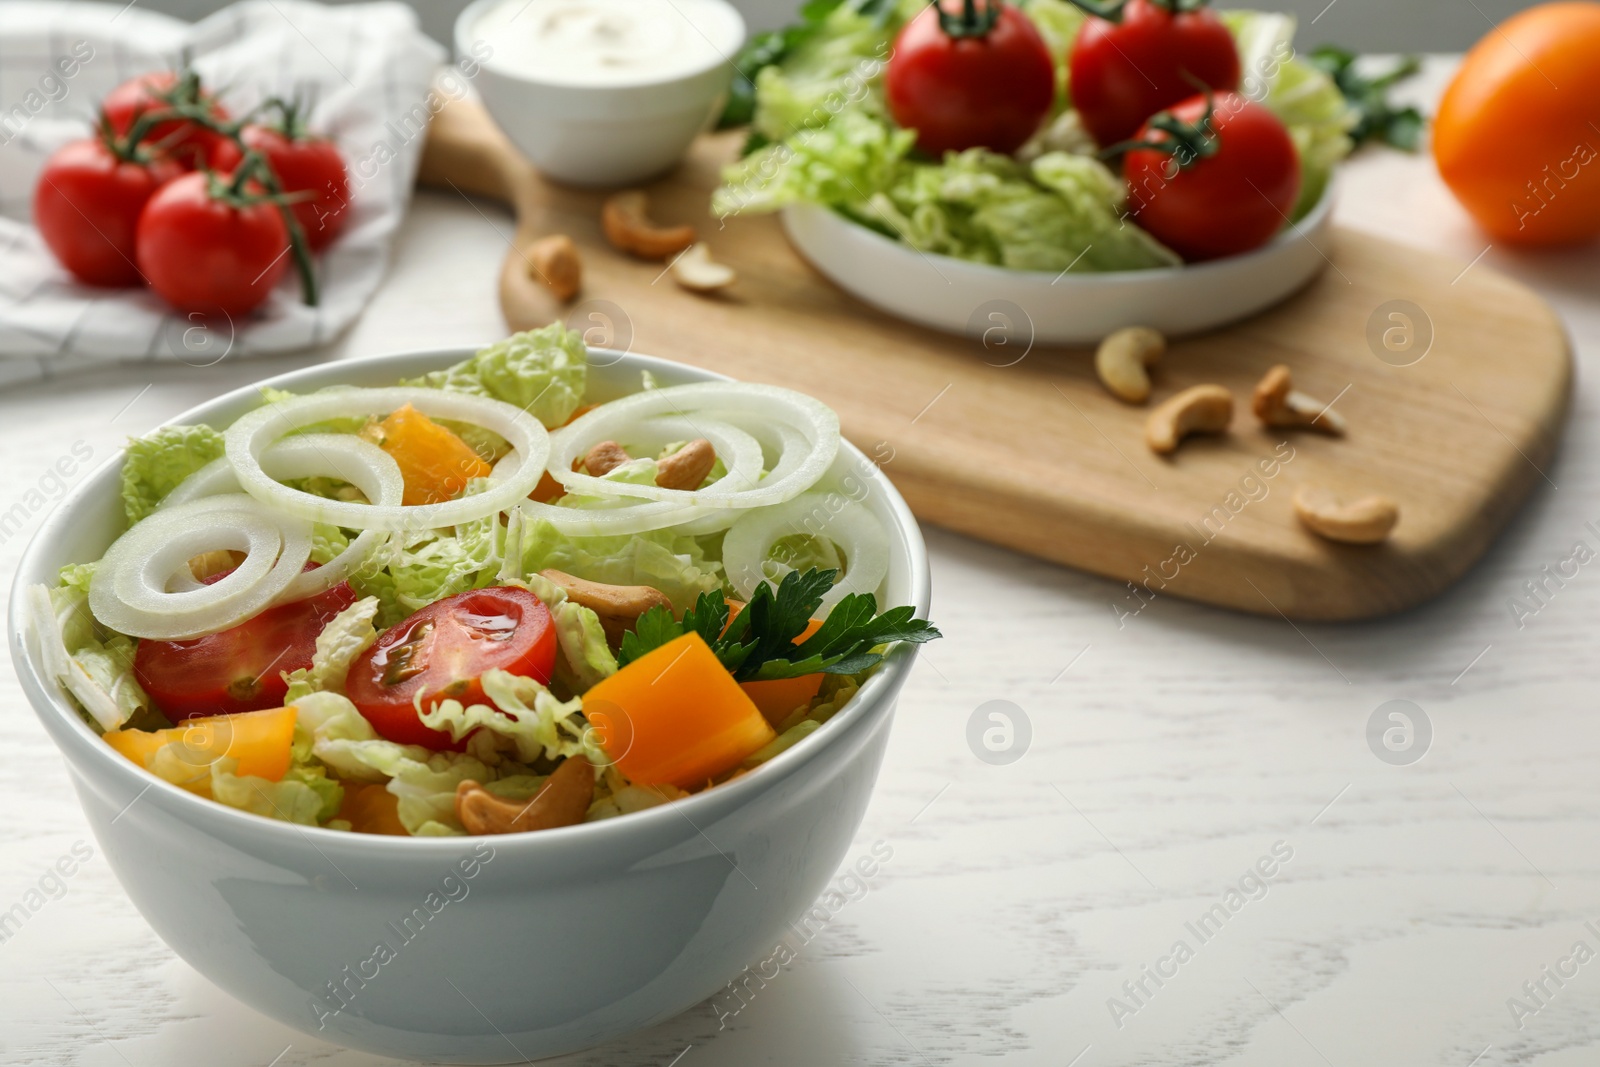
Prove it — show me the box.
[0,0,444,385]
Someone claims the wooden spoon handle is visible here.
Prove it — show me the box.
[418,94,558,330]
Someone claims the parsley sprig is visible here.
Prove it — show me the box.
[618,568,940,681]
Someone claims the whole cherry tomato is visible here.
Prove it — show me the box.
[236,124,350,250]
[33,137,181,287]
[134,575,357,722]
[1434,1,1600,245]
[1070,0,1240,148]
[135,171,291,316]
[1121,92,1300,261]
[885,0,1056,156]
[102,70,232,170]
[346,586,558,750]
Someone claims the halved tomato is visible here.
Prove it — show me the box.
[134,570,356,722]
[346,586,557,749]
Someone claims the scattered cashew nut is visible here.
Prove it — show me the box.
[672,242,737,293]
[1292,485,1399,544]
[1252,365,1346,435]
[456,756,594,835]
[655,438,716,491]
[1095,326,1165,404]
[1144,384,1234,454]
[583,440,632,477]
[527,233,582,302]
[540,568,673,646]
[602,190,696,260]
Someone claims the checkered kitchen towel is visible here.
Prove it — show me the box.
[0,0,444,385]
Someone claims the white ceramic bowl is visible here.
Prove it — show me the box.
[7,349,929,1063]
[781,185,1336,344]
[456,0,744,187]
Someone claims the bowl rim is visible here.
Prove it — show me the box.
[454,0,748,92]
[8,346,931,857]
[781,179,1337,287]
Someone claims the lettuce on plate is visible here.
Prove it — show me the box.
[715,109,916,218]
[120,423,224,524]
[865,149,1180,272]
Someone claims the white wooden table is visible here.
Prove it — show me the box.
[5,60,1600,1067]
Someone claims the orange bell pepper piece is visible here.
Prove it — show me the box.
[337,782,409,836]
[377,403,492,506]
[584,632,775,789]
[102,705,297,796]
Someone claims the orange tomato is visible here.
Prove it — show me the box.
[376,403,492,506]
[585,632,775,788]
[1434,2,1600,245]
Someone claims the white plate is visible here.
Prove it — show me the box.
[781,186,1335,345]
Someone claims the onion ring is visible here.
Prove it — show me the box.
[225,387,551,531]
[722,492,890,614]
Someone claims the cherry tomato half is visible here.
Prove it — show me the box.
[33,138,180,287]
[346,586,557,750]
[134,576,357,722]
[102,71,231,170]
[1070,0,1241,148]
[1122,92,1300,262]
[135,171,291,317]
[212,125,351,250]
[885,0,1056,157]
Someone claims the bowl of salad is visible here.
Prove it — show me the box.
[8,327,935,1061]
[713,0,1358,343]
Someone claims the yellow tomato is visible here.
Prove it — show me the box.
[1434,2,1600,245]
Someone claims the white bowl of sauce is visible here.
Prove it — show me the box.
[457,0,745,187]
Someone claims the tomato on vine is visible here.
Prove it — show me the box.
[135,152,317,317]
[33,128,182,288]
[885,0,1056,157]
[1117,91,1300,261]
[212,98,351,250]
[1068,0,1240,148]
[102,70,233,169]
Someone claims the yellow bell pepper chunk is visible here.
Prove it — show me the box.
[102,706,298,796]
[376,403,492,506]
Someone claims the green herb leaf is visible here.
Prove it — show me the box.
[1308,45,1425,152]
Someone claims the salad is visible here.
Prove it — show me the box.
[713,0,1358,267]
[26,327,939,837]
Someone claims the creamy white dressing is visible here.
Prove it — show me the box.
[473,0,742,86]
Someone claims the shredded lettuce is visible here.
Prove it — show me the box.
[420,669,601,767]
[38,579,149,731]
[119,424,225,524]
[406,324,588,429]
[282,597,379,702]
[210,764,342,826]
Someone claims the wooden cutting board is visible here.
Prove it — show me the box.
[417,96,1572,621]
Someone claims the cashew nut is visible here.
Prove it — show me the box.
[601,190,696,260]
[539,568,672,645]
[527,233,582,303]
[1095,326,1165,404]
[1292,485,1399,544]
[583,440,632,477]
[1252,365,1346,435]
[655,438,716,491]
[1144,384,1234,454]
[671,242,737,293]
[456,756,594,835]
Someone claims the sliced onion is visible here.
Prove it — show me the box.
[89,494,313,640]
[723,492,890,615]
[517,497,708,538]
[548,383,838,508]
[162,435,403,601]
[225,387,551,532]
